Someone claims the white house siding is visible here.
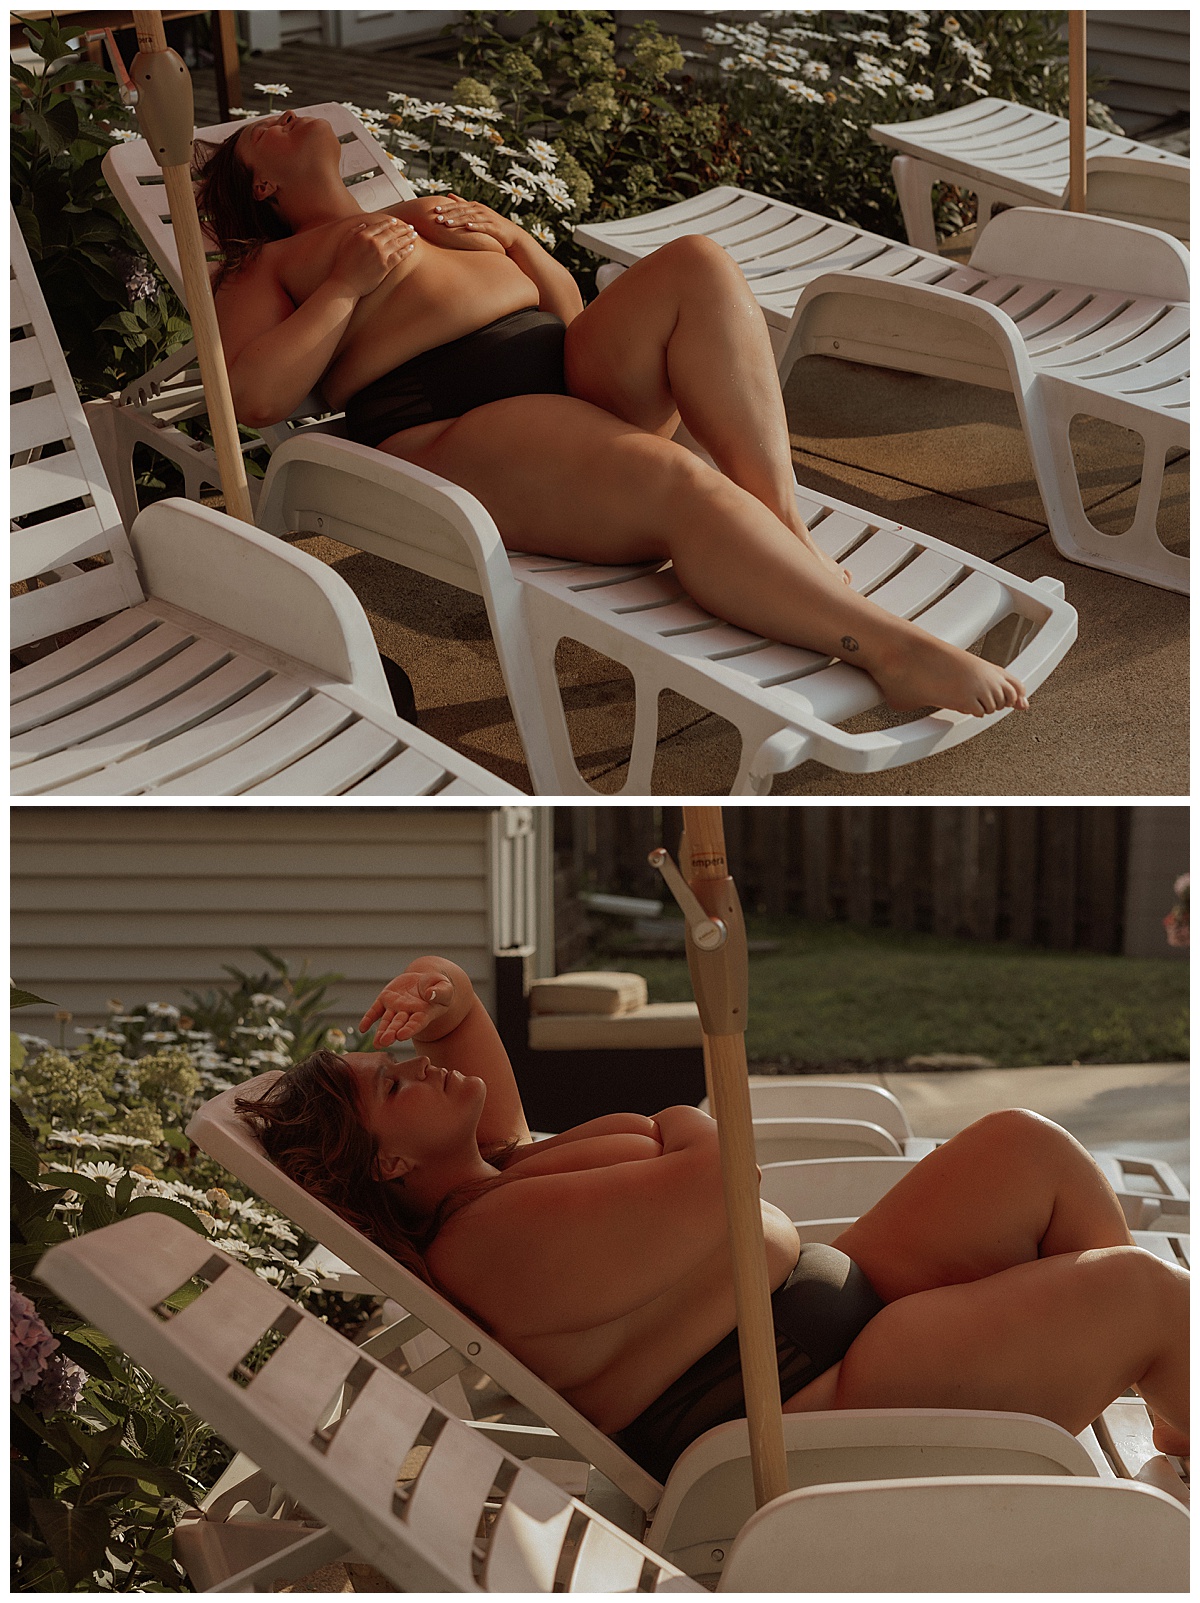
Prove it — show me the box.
[10,806,527,1034]
[1086,11,1189,129]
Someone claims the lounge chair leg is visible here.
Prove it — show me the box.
[1033,386,1188,593]
[890,155,940,254]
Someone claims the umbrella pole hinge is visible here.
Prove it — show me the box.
[648,846,748,1036]
[647,848,727,950]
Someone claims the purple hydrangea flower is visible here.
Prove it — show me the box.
[11,1286,58,1404]
[29,1349,87,1416]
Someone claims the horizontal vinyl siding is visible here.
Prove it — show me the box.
[11,807,502,1033]
[1086,12,1189,123]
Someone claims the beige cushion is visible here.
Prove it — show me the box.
[529,1002,702,1051]
[529,972,649,1016]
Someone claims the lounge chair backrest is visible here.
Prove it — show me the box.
[10,210,145,648]
[186,1078,664,1512]
[103,102,417,299]
[37,1214,700,1592]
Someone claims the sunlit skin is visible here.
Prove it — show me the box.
[334,956,1188,1456]
[211,110,1032,720]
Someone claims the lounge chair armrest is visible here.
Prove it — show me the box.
[777,269,1037,394]
[257,433,518,601]
[969,207,1190,303]
[128,498,390,703]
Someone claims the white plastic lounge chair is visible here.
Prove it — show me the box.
[186,1077,1181,1577]
[9,212,517,797]
[37,1215,1190,1593]
[761,1156,1190,1261]
[869,97,1190,252]
[576,194,1189,593]
[101,105,1077,796]
[697,1080,1189,1225]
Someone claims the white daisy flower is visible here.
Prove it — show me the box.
[905,83,935,100]
[529,221,556,246]
[253,82,292,98]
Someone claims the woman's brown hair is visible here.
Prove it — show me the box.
[234,1052,515,1286]
[192,125,292,289]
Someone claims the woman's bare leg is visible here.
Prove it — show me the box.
[563,236,848,579]
[792,1110,1189,1450]
[804,1245,1189,1450]
[379,396,1027,717]
[564,238,794,515]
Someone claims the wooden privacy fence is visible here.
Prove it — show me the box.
[558,808,1131,953]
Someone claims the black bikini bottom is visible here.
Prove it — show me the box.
[343,307,569,448]
[612,1243,884,1485]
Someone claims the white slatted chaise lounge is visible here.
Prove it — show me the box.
[576,193,1190,593]
[102,106,1077,795]
[869,96,1190,252]
[707,1079,1192,1229]
[183,1076,1178,1587]
[37,1215,1190,1592]
[9,214,517,798]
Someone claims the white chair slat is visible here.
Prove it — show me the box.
[844,529,922,595]
[152,693,353,794]
[245,1315,362,1431]
[321,1365,434,1511]
[343,745,456,795]
[761,1156,918,1221]
[1025,299,1184,363]
[9,654,272,794]
[37,670,310,797]
[439,773,499,796]
[12,637,231,763]
[10,450,92,518]
[11,393,72,455]
[406,1419,508,1589]
[9,607,154,704]
[10,328,50,387]
[10,618,194,738]
[748,1082,914,1140]
[10,566,150,664]
[245,716,400,795]
[570,1516,649,1593]
[1079,342,1191,396]
[485,1467,574,1593]
[149,1247,292,1376]
[11,504,109,583]
[711,640,826,689]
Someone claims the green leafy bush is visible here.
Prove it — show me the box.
[372,10,1117,284]
[10,15,191,398]
[10,956,370,1593]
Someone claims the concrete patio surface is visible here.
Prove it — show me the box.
[293,356,1189,796]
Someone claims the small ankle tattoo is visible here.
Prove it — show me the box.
[840,636,860,653]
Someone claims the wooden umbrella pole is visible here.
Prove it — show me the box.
[1068,12,1087,214]
[681,808,789,1509]
[130,11,253,523]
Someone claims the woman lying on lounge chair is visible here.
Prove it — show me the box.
[237,957,1189,1485]
[196,110,1027,720]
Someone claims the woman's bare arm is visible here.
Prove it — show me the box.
[215,217,416,427]
[403,195,584,323]
[359,957,531,1151]
[430,1109,729,1334]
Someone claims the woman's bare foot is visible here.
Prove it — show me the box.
[855,630,1029,718]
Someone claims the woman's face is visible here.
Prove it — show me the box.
[340,1051,486,1178]
[235,110,338,192]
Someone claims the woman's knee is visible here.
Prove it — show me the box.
[954,1108,1084,1174]
[652,233,749,294]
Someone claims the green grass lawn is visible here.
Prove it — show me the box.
[583,920,1189,1069]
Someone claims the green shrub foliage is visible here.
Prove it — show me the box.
[9,957,371,1593]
